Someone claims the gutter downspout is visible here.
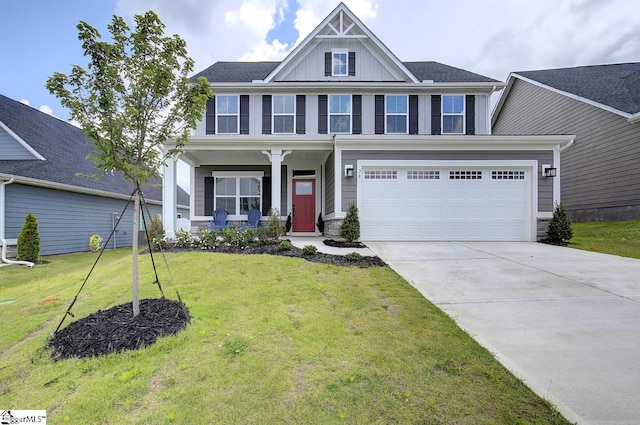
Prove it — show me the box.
[1,178,34,267]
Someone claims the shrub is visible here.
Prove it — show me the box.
[221,227,256,249]
[317,213,325,234]
[285,213,292,233]
[174,229,195,249]
[345,251,362,262]
[266,208,285,240]
[339,203,360,243]
[256,227,271,245]
[302,244,318,256]
[17,212,40,262]
[278,240,293,251]
[198,228,218,250]
[146,214,167,251]
[89,234,103,252]
[547,203,573,243]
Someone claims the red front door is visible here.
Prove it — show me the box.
[293,179,315,232]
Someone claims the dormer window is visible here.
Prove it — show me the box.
[332,50,348,76]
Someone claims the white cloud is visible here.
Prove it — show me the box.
[39,104,54,115]
[20,99,30,106]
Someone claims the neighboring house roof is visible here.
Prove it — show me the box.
[192,60,500,84]
[493,62,640,123]
[0,94,189,206]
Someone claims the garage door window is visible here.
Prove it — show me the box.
[364,170,397,180]
[492,171,525,180]
[407,170,439,180]
[450,171,482,180]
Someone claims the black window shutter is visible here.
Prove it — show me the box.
[205,97,215,135]
[262,176,271,214]
[352,95,362,134]
[409,95,418,135]
[465,95,476,135]
[205,176,214,215]
[262,95,272,134]
[239,95,249,134]
[324,52,331,76]
[348,52,356,76]
[374,95,385,134]
[431,95,441,135]
[296,95,306,134]
[318,95,328,134]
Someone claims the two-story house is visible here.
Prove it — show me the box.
[161,3,573,242]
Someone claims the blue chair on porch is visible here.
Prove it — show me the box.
[209,208,229,230]
[240,209,261,229]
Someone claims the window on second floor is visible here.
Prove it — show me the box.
[386,95,408,134]
[329,94,351,133]
[332,50,348,76]
[216,95,239,134]
[273,95,295,134]
[442,95,464,134]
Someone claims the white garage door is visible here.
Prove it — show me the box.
[359,166,532,241]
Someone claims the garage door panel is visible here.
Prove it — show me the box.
[360,165,531,241]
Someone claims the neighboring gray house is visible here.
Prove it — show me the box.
[161,2,572,242]
[492,63,640,221]
[0,93,190,258]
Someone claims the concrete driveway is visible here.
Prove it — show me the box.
[367,242,640,425]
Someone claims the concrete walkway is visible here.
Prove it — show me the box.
[367,242,640,425]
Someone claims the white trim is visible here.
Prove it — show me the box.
[328,94,352,134]
[212,171,264,177]
[215,95,240,135]
[441,94,466,135]
[357,159,537,241]
[385,94,409,134]
[331,48,349,77]
[0,120,46,160]
[628,112,640,123]
[210,81,503,93]
[334,147,343,215]
[272,94,296,134]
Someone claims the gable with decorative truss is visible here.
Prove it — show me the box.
[262,3,418,84]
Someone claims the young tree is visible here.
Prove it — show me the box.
[47,11,212,316]
[340,203,360,243]
[17,212,40,263]
[547,203,573,243]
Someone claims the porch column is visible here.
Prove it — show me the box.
[262,149,291,216]
[162,156,177,239]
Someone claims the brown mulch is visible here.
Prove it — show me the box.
[49,298,190,360]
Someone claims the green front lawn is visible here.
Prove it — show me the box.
[570,219,640,259]
[0,249,571,424]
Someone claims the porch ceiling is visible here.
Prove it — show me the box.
[180,149,332,166]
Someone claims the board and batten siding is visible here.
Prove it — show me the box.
[0,126,37,160]
[493,78,640,220]
[340,150,554,213]
[4,183,162,256]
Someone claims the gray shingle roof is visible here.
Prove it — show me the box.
[516,63,640,115]
[0,94,189,206]
[191,61,500,84]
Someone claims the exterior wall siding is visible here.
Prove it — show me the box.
[280,39,398,82]
[324,151,335,215]
[0,127,36,160]
[493,79,640,220]
[4,183,162,256]
[340,150,554,212]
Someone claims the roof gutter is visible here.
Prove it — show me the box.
[628,112,640,124]
[560,138,575,152]
[1,178,34,267]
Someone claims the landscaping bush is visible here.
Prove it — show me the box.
[302,245,318,255]
[278,240,293,251]
[547,203,573,243]
[17,212,40,262]
[174,229,195,249]
[198,229,218,250]
[317,213,325,234]
[346,251,362,262]
[89,234,103,252]
[339,203,360,243]
[146,214,167,251]
[266,208,285,240]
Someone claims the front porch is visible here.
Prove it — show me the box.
[162,136,341,239]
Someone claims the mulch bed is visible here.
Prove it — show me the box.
[49,298,190,360]
[156,240,386,268]
[322,239,366,249]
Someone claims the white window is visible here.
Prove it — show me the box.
[332,50,348,76]
[329,94,351,133]
[442,95,464,134]
[273,95,295,134]
[213,172,262,216]
[386,95,408,134]
[216,95,239,134]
